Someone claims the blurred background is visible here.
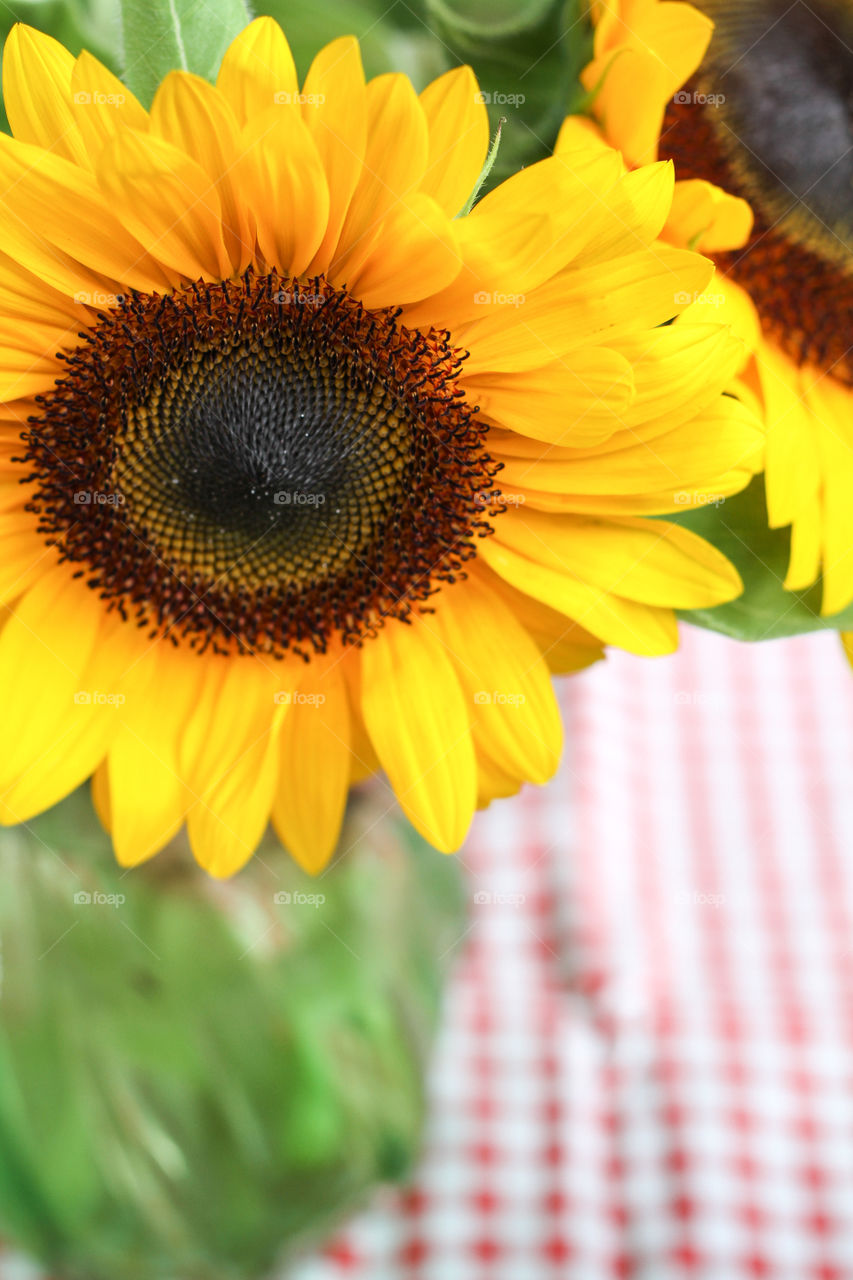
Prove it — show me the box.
[1,1,853,1276]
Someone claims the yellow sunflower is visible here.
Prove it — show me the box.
[571,0,853,615]
[0,18,760,875]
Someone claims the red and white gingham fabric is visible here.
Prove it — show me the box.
[3,625,853,1280]
[290,625,853,1280]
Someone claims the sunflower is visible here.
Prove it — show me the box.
[571,0,853,616]
[0,18,760,875]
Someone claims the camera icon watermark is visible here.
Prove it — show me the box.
[673,89,725,107]
[73,490,125,506]
[273,890,326,907]
[474,489,525,508]
[473,889,526,906]
[273,691,326,706]
[473,691,526,707]
[273,491,326,506]
[273,91,326,106]
[73,889,126,907]
[73,90,125,107]
[473,290,525,307]
[673,290,726,308]
[673,491,725,507]
[474,90,525,107]
[73,290,125,308]
[73,690,126,706]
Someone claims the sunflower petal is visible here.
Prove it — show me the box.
[272,659,351,874]
[434,573,563,786]
[216,16,298,125]
[361,619,476,851]
[96,129,231,279]
[419,65,489,216]
[3,24,87,166]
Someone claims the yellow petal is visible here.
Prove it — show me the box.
[494,394,762,507]
[216,16,298,125]
[665,178,753,253]
[0,588,146,821]
[499,508,742,607]
[91,759,111,832]
[485,572,605,675]
[3,24,88,166]
[300,37,367,276]
[584,2,713,165]
[0,513,52,605]
[360,619,476,851]
[759,341,821,533]
[272,658,351,874]
[236,108,330,276]
[482,503,740,654]
[419,65,489,216]
[460,244,712,374]
[461,347,635,446]
[807,371,853,615]
[70,50,148,162]
[482,522,680,656]
[0,567,104,795]
[150,71,253,273]
[340,193,461,308]
[106,644,206,866]
[0,133,172,294]
[96,129,231,279]
[434,572,563,786]
[333,72,429,274]
[181,656,287,877]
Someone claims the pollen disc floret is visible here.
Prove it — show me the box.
[22,272,499,657]
[660,0,853,383]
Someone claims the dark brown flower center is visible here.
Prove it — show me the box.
[21,272,501,658]
[660,0,853,382]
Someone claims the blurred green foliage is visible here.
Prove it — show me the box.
[0,789,466,1280]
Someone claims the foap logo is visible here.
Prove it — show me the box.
[273,890,326,907]
[274,491,326,506]
[473,890,526,907]
[73,290,125,308]
[73,490,125,506]
[273,91,326,106]
[474,90,525,107]
[473,691,526,707]
[73,90,125,107]
[673,490,725,507]
[73,691,126,706]
[73,890,126,907]
[473,290,525,307]
[677,889,726,909]
[273,691,327,707]
[474,489,526,509]
[673,290,725,308]
[273,290,324,306]
[673,89,725,107]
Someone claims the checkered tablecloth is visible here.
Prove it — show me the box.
[291,624,853,1280]
[4,625,853,1280]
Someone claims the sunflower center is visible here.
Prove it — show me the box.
[660,0,853,381]
[22,273,500,657]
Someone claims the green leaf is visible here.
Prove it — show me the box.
[118,0,252,106]
[417,0,594,187]
[672,476,853,640]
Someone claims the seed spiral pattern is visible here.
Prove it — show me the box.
[22,272,502,657]
[660,0,853,384]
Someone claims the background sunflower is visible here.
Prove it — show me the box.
[569,0,853,644]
